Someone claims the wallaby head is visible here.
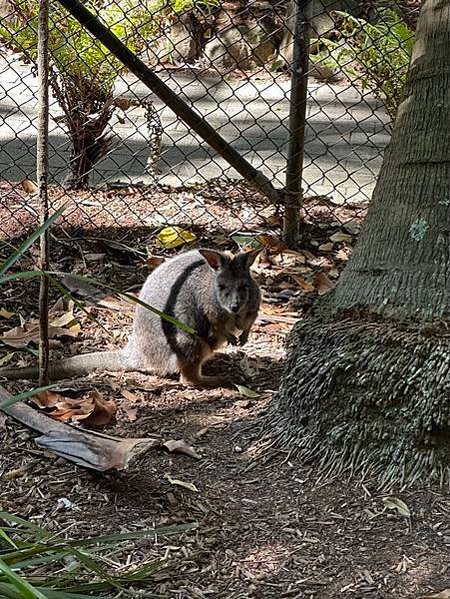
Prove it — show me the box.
[198,248,261,315]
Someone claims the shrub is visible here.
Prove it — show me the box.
[311,8,415,119]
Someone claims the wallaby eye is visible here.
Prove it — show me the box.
[218,284,226,291]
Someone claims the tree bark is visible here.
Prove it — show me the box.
[265,0,450,487]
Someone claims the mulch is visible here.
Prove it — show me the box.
[0,180,448,598]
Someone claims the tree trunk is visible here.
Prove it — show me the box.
[265,0,450,487]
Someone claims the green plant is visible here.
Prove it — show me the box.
[310,8,415,119]
[0,0,157,189]
[0,511,196,597]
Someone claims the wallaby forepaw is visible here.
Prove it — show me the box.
[239,331,250,346]
[226,334,239,346]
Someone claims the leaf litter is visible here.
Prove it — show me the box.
[0,181,447,598]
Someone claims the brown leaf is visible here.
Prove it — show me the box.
[31,389,116,426]
[121,390,139,422]
[256,234,288,254]
[314,272,335,295]
[163,439,201,460]
[145,255,165,269]
[1,386,158,471]
[336,248,351,261]
[49,311,77,328]
[122,402,138,422]
[0,309,14,319]
[21,179,38,194]
[83,390,117,426]
[96,295,134,312]
[330,231,353,244]
[418,591,450,599]
[1,319,80,348]
[318,242,334,252]
[292,275,315,293]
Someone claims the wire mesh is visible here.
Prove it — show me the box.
[0,0,419,246]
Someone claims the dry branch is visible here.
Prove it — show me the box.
[0,386,159,471]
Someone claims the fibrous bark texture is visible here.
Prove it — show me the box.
[266,317,450,486]
[263,0,450,487]
[331,0,450,320]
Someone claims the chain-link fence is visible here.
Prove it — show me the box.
[0,0,418,248]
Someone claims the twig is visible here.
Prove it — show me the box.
[37,0,50,386]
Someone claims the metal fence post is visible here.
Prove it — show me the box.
[283,0,311,247]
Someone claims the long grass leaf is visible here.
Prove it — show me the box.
[0,206,65,277]
[0,385,55,410]
[0,515,48,539]
[0,559,47,599]
[64,547,123,591]
[0,271,40,285]
[53,272,196,335]
[0,583,101,599]
[44,272,110,337]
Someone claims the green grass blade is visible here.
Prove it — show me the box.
[0,271,40,285]
[0,583,102,599]
[0,269,196,335]
[64,547,123,592]
[0,514,49,540]
[44,272,110,337]
[52,272,197,335]
[0,386,55,410]
[0,206,65,277]
[0,559,47,599]
[63,521,198,548]
[0,530,19,551]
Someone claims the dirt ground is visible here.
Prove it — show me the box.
[0,182,449,598]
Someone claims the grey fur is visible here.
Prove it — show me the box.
[0,248,261,387]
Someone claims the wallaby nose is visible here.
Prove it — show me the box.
[231,304,240,313]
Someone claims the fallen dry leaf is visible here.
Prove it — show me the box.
[319,242,334,252]
[50,311,77,328]
[163,439,201,460]
[382,496,411,517]
[121,389,139,422]
[21,179,38,194]
[1,319,80,348]
[122,402,138,422]
[256,234,288,255]
[84,390,117,426]
[292,275,315,293]
[145,255,165,269]
[336,248,351,261]
[0,309,14,319]
[314,271,335,295]
[31,389,116,426]
[165,474,199,492]
[330,231,353,244]
[418,591,450,599]
[96,295,135,312]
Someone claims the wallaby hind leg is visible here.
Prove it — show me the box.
[179,360,228,388]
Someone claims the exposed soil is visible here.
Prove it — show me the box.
[0,182,449,598]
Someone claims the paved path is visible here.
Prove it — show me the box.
[0,53,391,205]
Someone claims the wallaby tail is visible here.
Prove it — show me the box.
[0,351,127,381]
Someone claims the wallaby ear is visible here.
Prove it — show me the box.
[237,246,263,269]
[198,249,227,271]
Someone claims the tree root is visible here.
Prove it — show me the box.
[261,316,450,488]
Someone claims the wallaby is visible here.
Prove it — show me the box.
[0,248,262,387]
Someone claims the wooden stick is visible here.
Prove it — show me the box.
[37,0,50,386]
